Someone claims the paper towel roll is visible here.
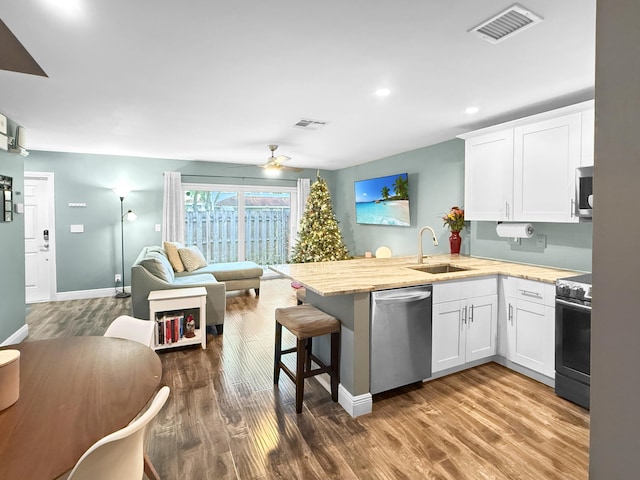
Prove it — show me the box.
[496,223,534,238]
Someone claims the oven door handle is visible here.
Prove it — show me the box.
[556,298,592,312]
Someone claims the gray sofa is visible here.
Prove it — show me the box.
[131,246,264,334]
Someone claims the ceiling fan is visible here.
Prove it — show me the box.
[260,145,303,172]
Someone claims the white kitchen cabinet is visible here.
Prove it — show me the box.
[513,112,582,223]
[432,277,498,373]
[463,129,514,221]
[581,108,595,166]
[460,101,593,223]
[499,276,555,378]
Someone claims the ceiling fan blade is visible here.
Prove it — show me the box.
[280,165,303,172]
[274,155,291,164]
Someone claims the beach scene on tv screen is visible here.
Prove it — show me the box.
[355,173,410,226]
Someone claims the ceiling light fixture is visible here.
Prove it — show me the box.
[46,0,83,17]
[375,88,391,97]
[465,107,480,115]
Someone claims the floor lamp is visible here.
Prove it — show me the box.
[113,188,137,298]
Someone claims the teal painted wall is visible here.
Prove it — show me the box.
[330,138,593,272]
[470,221,592,272]
[25,150,322,293]
[330,139,467,257]
[0,118,26,343]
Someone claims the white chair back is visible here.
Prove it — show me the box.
[104,315,155,348]
[66,386,170,480]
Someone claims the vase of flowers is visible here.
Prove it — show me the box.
[442,206,464,254]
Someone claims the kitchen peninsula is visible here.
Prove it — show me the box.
[271,255,579,417]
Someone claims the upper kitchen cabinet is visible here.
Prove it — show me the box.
[513,112,582,223]
[464,129,514,221]
[580,108,595,167]
[459,101,594,223]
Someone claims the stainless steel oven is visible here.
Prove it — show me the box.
[555,273,591,409]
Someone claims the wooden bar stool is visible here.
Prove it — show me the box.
[274,304,340,413]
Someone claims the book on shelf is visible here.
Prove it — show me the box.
[154,313,186,346]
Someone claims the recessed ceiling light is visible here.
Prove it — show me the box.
[46,0,82,16]
[465,107,480,115]
[375,88,391,97]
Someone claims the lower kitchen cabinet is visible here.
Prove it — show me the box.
[432,277,498,373]
[499,276,555,378]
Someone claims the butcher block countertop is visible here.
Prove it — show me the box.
[270,254,581,296]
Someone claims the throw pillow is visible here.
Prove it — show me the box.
[178,246,207,272]
[163,241,185,272]
[140,252,175,283]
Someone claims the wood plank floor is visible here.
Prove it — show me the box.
[25,278,590,479]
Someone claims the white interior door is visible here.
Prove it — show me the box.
[24,173,56,303]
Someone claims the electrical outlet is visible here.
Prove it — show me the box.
[536,234,547,248]
[115,274,122,283]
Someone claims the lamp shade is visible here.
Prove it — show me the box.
[113,187,131,199]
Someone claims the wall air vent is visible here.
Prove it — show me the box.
[470,4,543,44]
[291,118,327,130]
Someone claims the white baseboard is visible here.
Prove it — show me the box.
[54,287,128,302]
[493,356,555,388]
[315,373,372,418]
[339,385,372,417]
[1,324,29,346]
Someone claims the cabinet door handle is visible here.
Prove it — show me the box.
[505,201,510,219]
[462,305,467,324]
[519,289,542,299]
[470,304,474,322]
[570,198,575,217]
[508,303,513,324]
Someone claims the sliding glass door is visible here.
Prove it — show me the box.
[184,184,297,267]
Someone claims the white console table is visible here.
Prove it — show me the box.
[148,287,207,351]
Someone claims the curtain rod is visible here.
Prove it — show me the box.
[174,173,300,182]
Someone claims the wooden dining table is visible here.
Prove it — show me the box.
[0,336,162,479]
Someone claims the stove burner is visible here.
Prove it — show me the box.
[556,273,592,303]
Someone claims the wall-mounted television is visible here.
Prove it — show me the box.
[355,173,410,226]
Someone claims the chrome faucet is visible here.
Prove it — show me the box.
[417,226,438,264]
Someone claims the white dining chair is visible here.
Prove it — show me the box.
[104,315,155,348]
[65,386,170,480]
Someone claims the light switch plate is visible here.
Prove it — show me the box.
[155,224,161,232]
[70,224,84,233]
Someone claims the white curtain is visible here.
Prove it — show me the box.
[289,177,311,252]
[162,171,185,243]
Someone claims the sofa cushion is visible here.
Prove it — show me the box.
[163,241,185,272]
[193,261,264,281]
[178,246,208,272]
[173,274,220,286]
[139,252,175,283]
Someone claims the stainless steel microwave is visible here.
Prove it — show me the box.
[575,166,593,218]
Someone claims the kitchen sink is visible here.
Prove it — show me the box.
[408,264,471,274]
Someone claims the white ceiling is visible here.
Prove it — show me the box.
[0,0,596,170]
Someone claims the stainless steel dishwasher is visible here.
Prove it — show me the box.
[370,284,432,394]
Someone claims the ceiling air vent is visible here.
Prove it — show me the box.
[291,118,327,130]
[470,4,543,44]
